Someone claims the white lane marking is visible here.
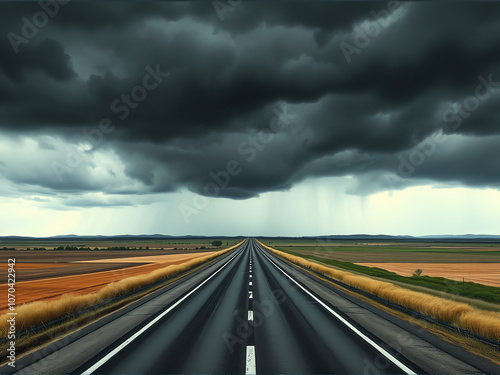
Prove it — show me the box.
[249,291,253,299]
[81,248,243,375]
[246,346,256,375]
[249,281,253,286]
[248,310,254,322]
[258,248,417,375]
[249,274,252,278]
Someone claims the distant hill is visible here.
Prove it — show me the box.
[302,234,417,240]
[261,234,500,243]
[419,234,500,239]
[1,234,500,243]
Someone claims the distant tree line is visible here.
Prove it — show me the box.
[50,245,150,251]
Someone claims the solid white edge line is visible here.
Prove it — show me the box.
[245,345,256,375]
[81,247,243,375]
[248,310,254,321]
[258,247,417,375]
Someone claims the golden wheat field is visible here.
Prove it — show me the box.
[0,252,212,313]
[0,243,241,336]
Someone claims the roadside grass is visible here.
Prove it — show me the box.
[291,264,500,365]
[0,242,242,337]
[0,252,228,366]
[275,249,500,313]
[275,247,500,304]
[259,241,500,342]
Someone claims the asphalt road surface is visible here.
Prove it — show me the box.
[5,239,500,374]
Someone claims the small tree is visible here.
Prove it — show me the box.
[413,269,423,277]
[212,240,222,247]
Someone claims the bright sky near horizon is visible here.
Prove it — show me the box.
[2,176,500,237]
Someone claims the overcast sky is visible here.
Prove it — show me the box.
[1,1,500,237]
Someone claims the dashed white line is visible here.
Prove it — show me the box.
[249,281,253,286]
[249,291,253,299]
[248,310,254,322]
[245,346,256,375]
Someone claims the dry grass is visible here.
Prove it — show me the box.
[259,242,500,341]
[0,242,241,337]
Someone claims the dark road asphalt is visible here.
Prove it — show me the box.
[78,239,416,374]
[6,239,499,375]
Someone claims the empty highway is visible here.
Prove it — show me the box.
[5,239,500,375]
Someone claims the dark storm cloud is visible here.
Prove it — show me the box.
[1,1,500,203]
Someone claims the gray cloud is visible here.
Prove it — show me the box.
[1,2,500,205]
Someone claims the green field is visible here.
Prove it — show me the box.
[263,241,500,263]
[260,239,500,307]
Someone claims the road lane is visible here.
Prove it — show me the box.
[7,238,496,374]
[249,240,415,374]
[81,238,416,374]
[80,241,251,374]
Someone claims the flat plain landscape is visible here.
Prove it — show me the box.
[0,238,240,313]
[356,262,500,287]
[263,239,500,304]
